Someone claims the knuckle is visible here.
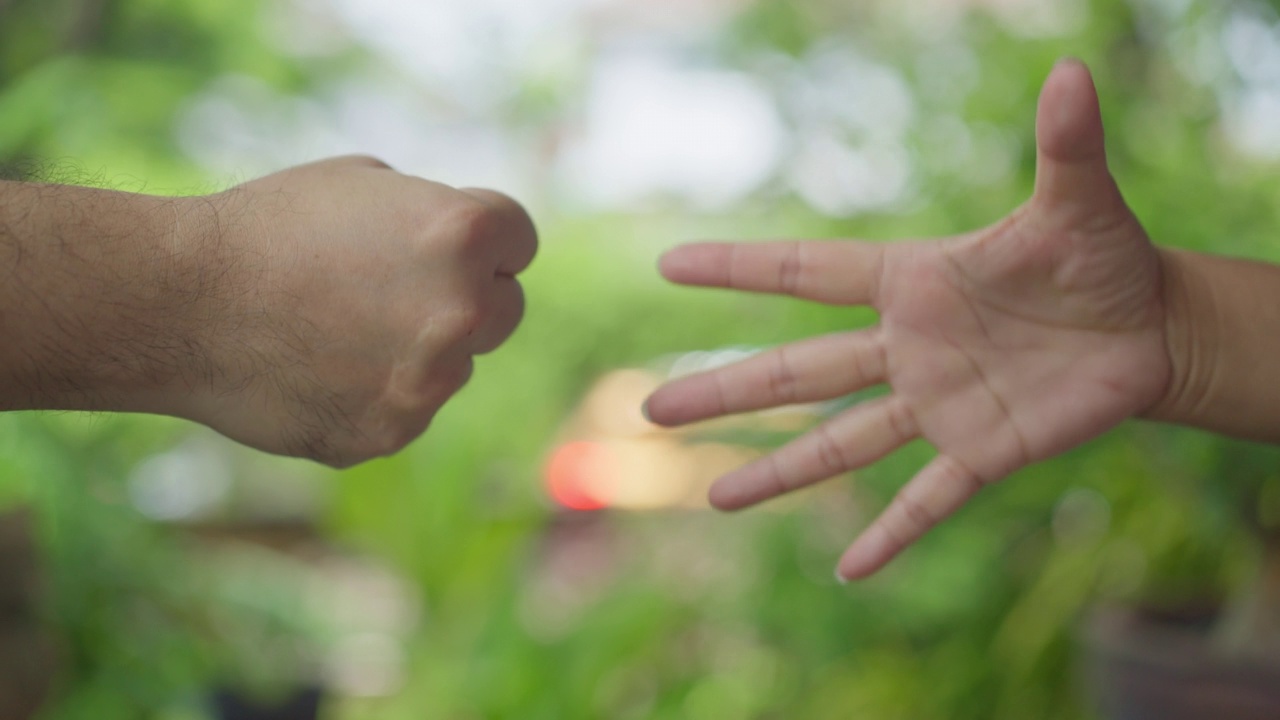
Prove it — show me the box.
[501,198,538,242]
[446,358,476,391]
[364,432,404,460]
[894,491,936,535]
[766,350,800,404]
[447,300,489,339]
[341,154,392,170]
[511,282,527,317]
[847,338,867,383]
[878,516,911,555]
[814,426,849,475]
[777,242,804,295]
[710,372,732,416]
[444,199,498,250]
[478,313,522,357]
[514,204,537,240]
[942,455,986,494]
[376,422,426,458]
[364,412,435,459]
[884,400,917,442]
[768,455,796,493]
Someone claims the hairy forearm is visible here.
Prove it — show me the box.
[0,181,220,414]
[1150,248,1280,442]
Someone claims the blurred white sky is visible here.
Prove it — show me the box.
[177,0,920,214]
[175,0,1263,215]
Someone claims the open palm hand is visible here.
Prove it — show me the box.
[643,61,1172,580]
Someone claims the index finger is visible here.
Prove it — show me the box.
[659,240,887,305]
[459,188,539,275]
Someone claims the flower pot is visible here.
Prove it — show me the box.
[209,685,323,720]
[1082,605,1280,720]
[0,510,56,720]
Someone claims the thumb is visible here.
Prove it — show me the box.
[1032,59,1126,227]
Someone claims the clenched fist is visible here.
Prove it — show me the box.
[185,156,537,466]
[0,156,536,468]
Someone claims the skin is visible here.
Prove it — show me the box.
[644,60,1280,581]
[0,155,536,468]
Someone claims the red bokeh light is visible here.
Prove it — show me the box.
[545,441,610,511]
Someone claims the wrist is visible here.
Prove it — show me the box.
[34,188,232,417]
[58,191,214,415]
[158,188,286,430]
[1143,247,1220,426]
[123,192,238,418]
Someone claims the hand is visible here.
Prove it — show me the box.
[643,61,1172,580]
[175,156,536,467]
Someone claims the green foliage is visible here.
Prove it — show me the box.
[2,0,1278,719]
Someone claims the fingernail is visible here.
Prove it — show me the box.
[834,567,850,586]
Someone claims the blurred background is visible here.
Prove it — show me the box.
[5,0,1280,718]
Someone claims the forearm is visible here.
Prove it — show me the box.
[0,181,217,414]
[1149,248,1280,442]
